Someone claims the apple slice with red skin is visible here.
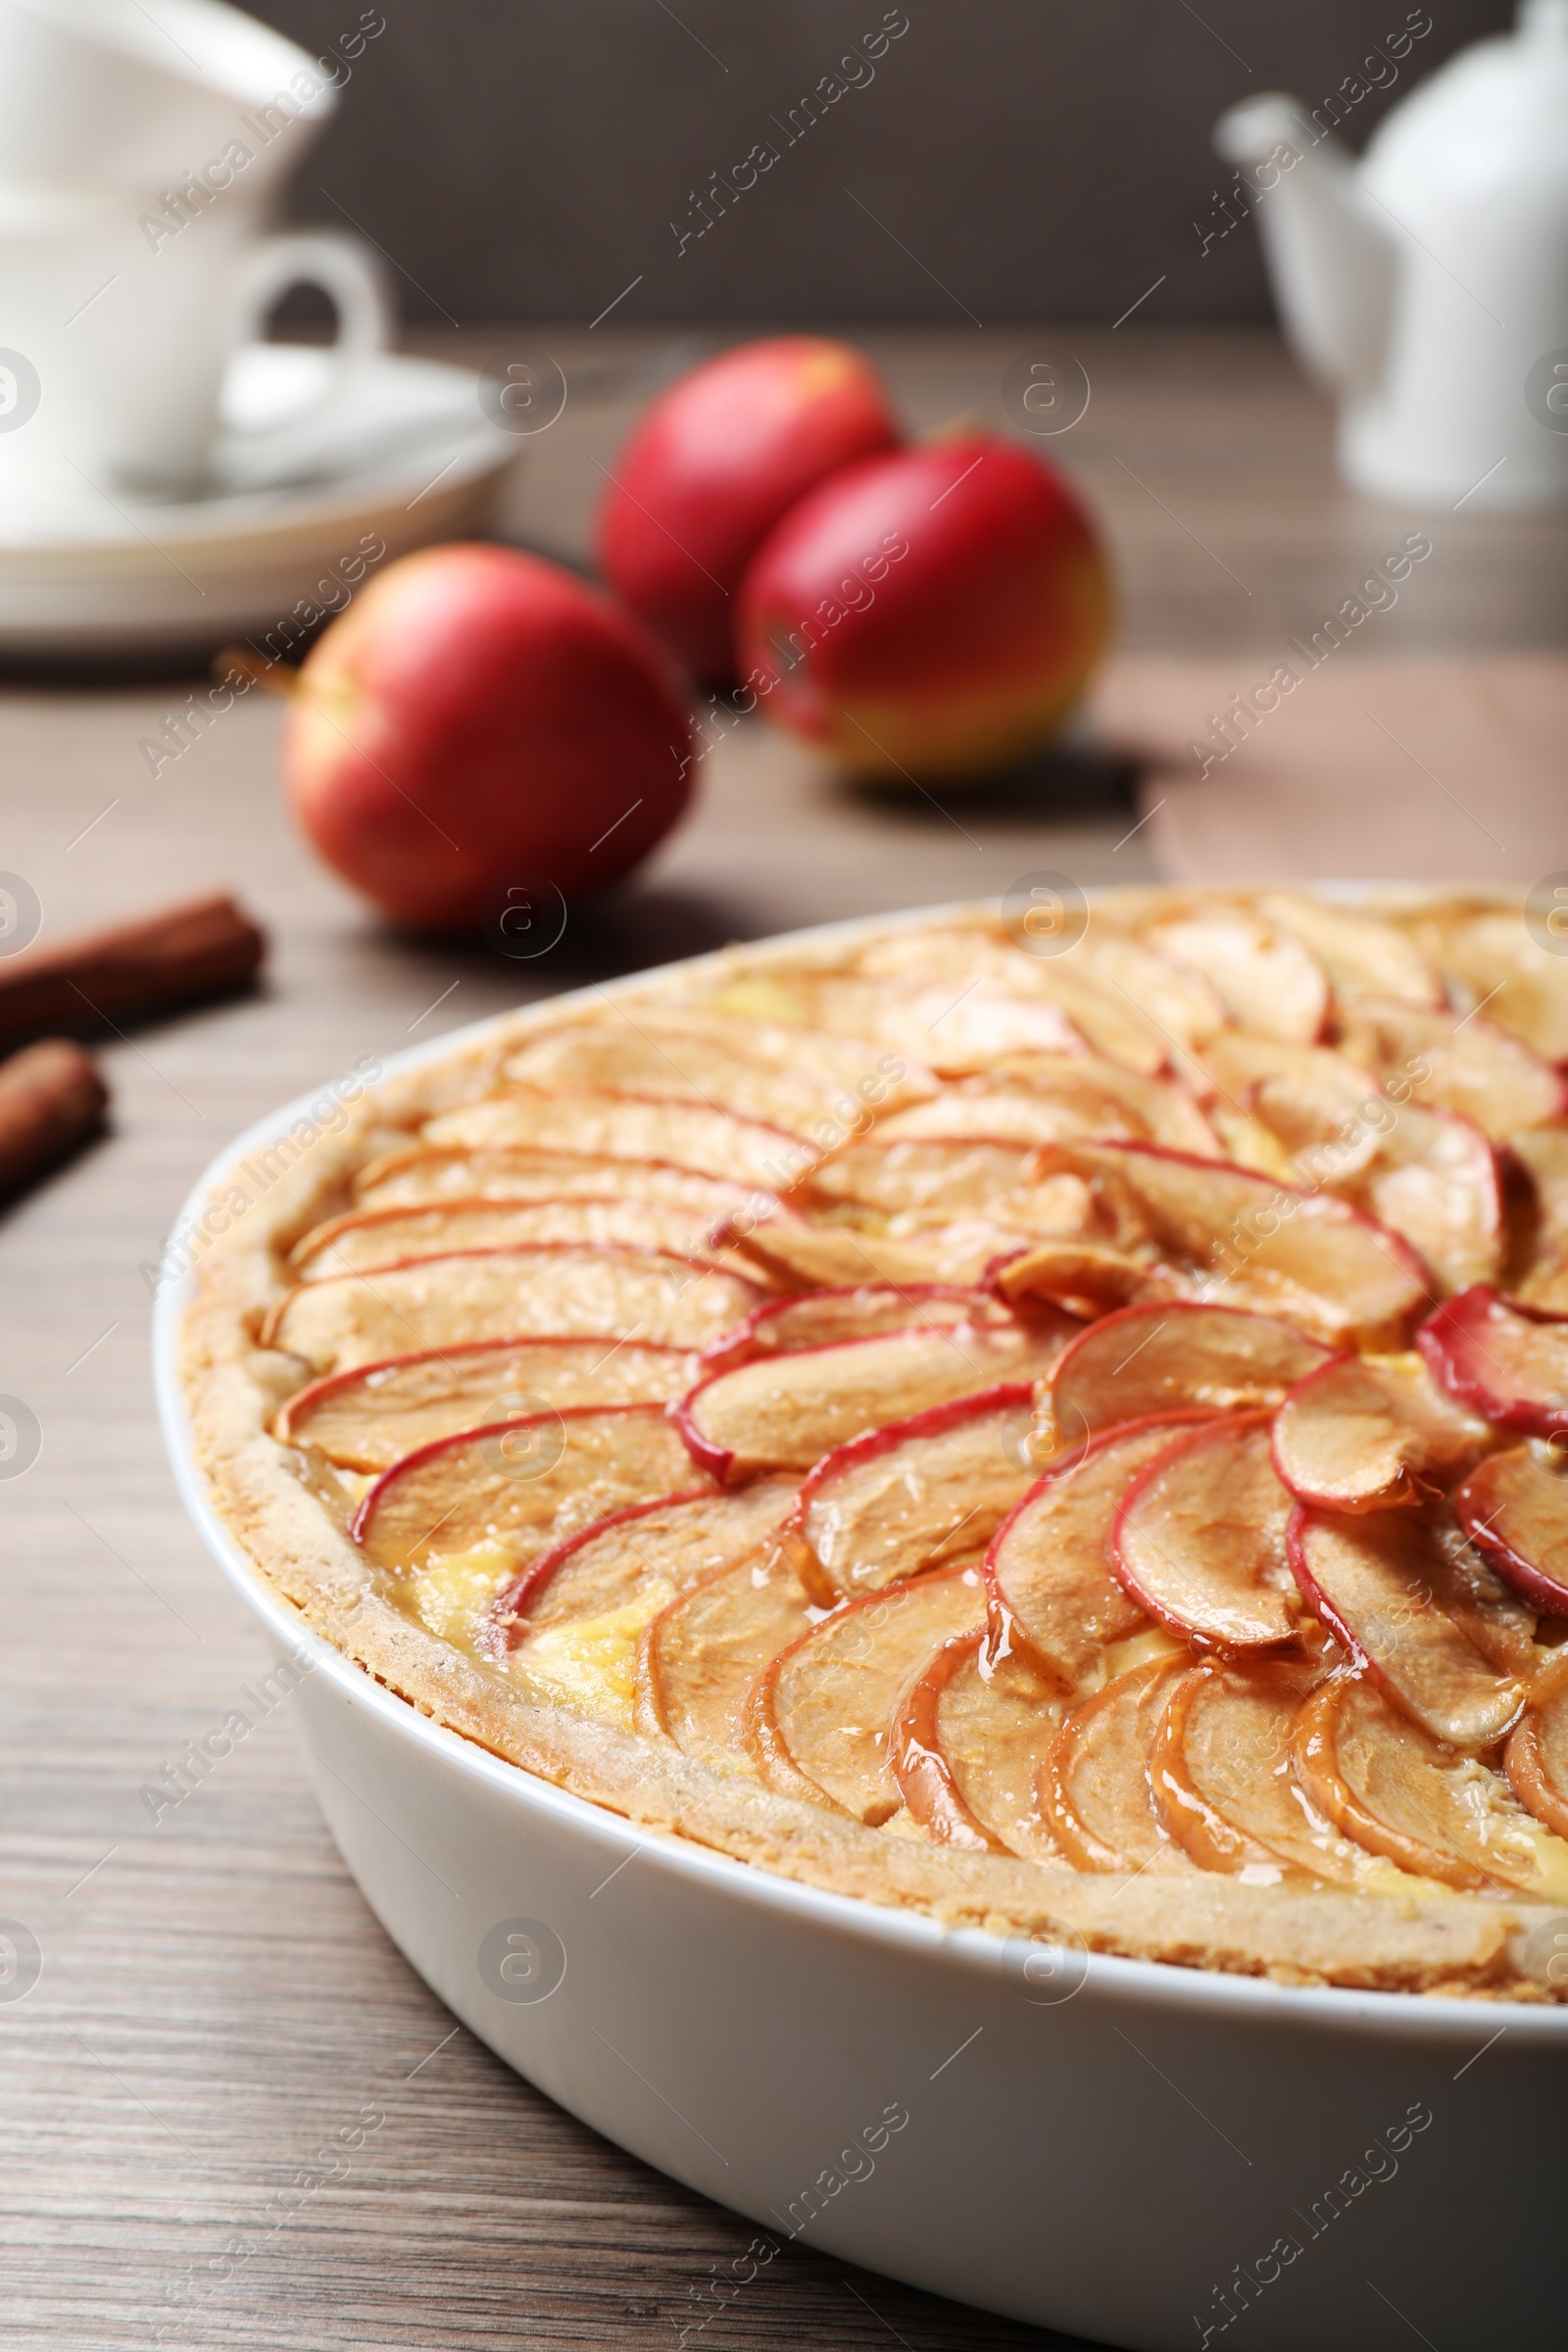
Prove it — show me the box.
[676,1321,1064,1483]
[1257,892,1443,1009]
[353,1141,758,1217]
[1151,1657,1355,1882]
[288,1195,756,1283]
[483,1474,800,1658]
[745,1565,984,1823]
[352,1401,698,1575]
[274,1334,692,1472]
[1040,1656,1200,1873]
[797,1134,1092,1227]
[783,1384,1042,1605]
[990,1240,1189,1322]
[699,1283,1015,1378]
[1288,1503,1536,1748]
[1506,1651,1568,1840]
[634,1540,814,1768]
[1336,996,1567,1143]
[1055,1142,1430,1349]
[1346,1103,1504,1296]
[1111,1412,1300,1653]
[1272,1350,1494,1514]
[1291,1674,1568,1895]
[1418,1284,1568,1437]
[1510,1125,1568,1314]
[420,1085,808,1192]
[264,1245,767,1372]
[1146,906,1329,1043]
[985,1412,1215,1688]
[1044,1299,1333,1440]
[893,1629,1067,1859]
[731,1209,1044,1295]
[1454,1445,1568,1617]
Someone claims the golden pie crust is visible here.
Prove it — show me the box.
[181,888,1568,2001]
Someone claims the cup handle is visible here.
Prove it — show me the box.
[226,229,395,430]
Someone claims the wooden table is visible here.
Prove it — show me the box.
[1,329,1560,2351]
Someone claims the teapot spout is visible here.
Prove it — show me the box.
[1214,94,1396,397]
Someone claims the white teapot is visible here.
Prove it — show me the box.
[1215,0,1568,511]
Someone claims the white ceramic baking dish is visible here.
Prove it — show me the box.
[154,908,1568,2352]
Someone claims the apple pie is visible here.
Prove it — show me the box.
[183,888,1568,1999]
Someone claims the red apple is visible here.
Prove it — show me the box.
[596,336,902,686]
[282,544,694,931]
[736,433,1114,778]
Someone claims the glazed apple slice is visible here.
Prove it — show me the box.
[990,1240,1185,1320]
[677,1322,1064,1482]
[1070,929,1229,1058]
[1336,996,1567,1141]
[1348,1104,1504,1295]
[1043,1299,1333,1438]
[489,1474,800,1653]
[420,1086,808,1191]
[288,1195,759,1282]
[1040,1656,1200,1872]
[732,1209,1038,1294]
[799,1135,1088,1226]
[985,1414,1213,1688]
[274,1334,693,1472]
[875,1054,1221,1157]
[1454,1445,1568,1616]
[1257,892,1443,1008]
[1111,1412,1299,1652]
[502,1008,936,1138]
[848,927,1169,1073]
[1406,903,1568,1059]
[745,1565,984,1823]
[262,1246,767,1372]
[784,1385,1042,1603]
[893,1629,1067,1859]
[1063,1142,1430,1348]
[1292,1675,1568,1897]
[1288,1504,1535,1748]
[1151,1657,1358,1882]
[1506,1652,1568,1841]
[635,1541,815,1768]
[352,1401,698,1575]
[1201,1031,1380,1181]
[773,968,1097,1076]
[353,1142,759,1216]
[1510,1127,1568,1314]
[700,1283,1015,1377]
[1147,904,1329,1042]
[1419,1285,1568,1436]
[1272,1351,1494,1513]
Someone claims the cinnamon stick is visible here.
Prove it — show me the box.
[0,893,266,1048]
[0,1039,109,1197]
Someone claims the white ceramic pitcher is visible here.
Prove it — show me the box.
[1216,0,1568,512]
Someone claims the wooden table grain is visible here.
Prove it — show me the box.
[1,328,1560,2352]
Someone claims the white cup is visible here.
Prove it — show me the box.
[0,184,392,520]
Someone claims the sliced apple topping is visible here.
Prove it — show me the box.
[700,1283,1014,1376]
[731,1209,1039,1294]
[1336,997,1566,1142]
[1273,1351,1494,1513]
[353,1402,698,1576]
[1403,904,1568,1058]
[785,1386,1042,1603]
[1111,1412,1299,1652]
[1041,1655,1199,1872]
[263,1246,766,1372]
[288,1195,758,1282]
[420,1086,807,1191]
[746,1565,984,1823]
[799,1135,1091,1229]
[1506,1652,1568,1841]
[1288,1505,1535,1747]
[1418,1284,1568,1436]
[1342,1104,1503,1296]
[874,1054,1220,1157]
[502,1008,935,1138]
[991,1241,1188,1321]
[985,1414,1211,1688]
[1454,1445,1568,1616]
[1069,928,1229,1058]
[677,1322,1064,1481]
[847,926,1171,1074]
[274,1335,692,1472]
[1510,1126,1568,1314]
[353,1144,756,1218]
[1146,905,1329,1043]
[1201,1031,1381,1180]
[1151,1657,1358,1882]
[894,1630,1067,1858]
[1257,893,1442,1009]
[1046,1299,1332,1438]
[635,1541,815,1769]
[491,1475,800,1653]
[1292,1674,1568,1899]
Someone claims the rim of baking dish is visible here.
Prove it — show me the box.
[153,889,1568,2048]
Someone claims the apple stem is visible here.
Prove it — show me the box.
[214,643,303,700]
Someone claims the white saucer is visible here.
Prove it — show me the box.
[0,344,520,658]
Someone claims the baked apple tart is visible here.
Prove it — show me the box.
[184,889,1568,1999]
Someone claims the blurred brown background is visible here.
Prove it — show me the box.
[251,0,1512,329]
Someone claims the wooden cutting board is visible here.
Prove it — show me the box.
[1091,655,1568,885]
